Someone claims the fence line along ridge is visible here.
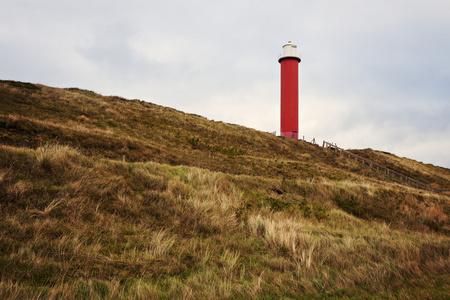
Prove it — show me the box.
[322,141,449,194]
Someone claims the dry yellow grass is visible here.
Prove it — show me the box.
[0,80,449,298]
[0,143,448,298]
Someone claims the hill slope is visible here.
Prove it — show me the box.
[2,80,449,185]
[0,80,449,299]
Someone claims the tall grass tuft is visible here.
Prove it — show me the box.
[35,143,80,172]
[148,229,176,258]
[7,180,33,202]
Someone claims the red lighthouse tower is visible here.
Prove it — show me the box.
[279,41,301,139]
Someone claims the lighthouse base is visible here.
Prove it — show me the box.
[281,131,298,139]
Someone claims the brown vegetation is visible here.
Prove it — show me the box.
[0,80,449,299]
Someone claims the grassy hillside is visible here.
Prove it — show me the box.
[0,80,449,299]
[2,80,449,186]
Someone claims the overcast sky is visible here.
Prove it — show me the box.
[1,0,449,168]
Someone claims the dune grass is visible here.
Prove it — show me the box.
[0,80,449,298]
[0,144,448,299]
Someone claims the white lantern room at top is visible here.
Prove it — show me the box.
[279,41,301,61]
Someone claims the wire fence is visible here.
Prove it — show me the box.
[322,141,449,195]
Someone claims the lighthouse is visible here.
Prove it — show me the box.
[279,41,301,139]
